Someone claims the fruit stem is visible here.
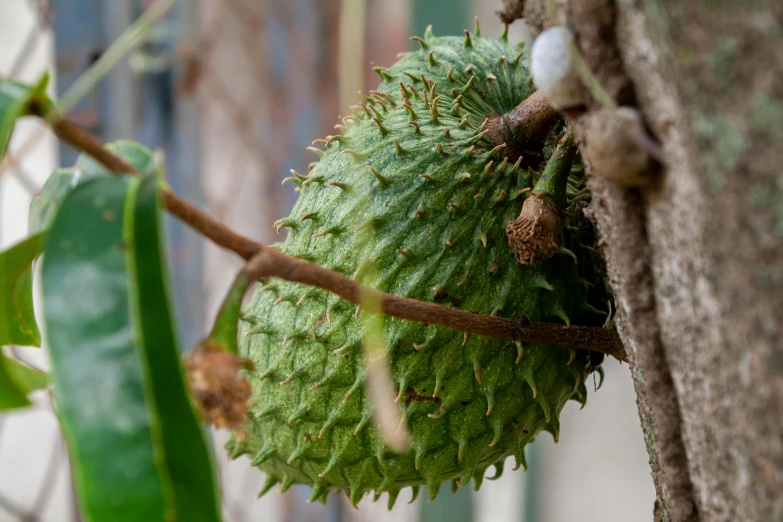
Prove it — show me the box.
[207,271,253,355]
[185,260,262,431]
[505,131,576,265]
[487,90,560,164]
[531,131,576,210]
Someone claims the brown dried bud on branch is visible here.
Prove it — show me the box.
[506,195,565,265]
[495,0,525,24]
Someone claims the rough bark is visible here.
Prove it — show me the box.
[522,1,783,520]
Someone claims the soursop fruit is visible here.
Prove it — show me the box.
[228,24,608,507]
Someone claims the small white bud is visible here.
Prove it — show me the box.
[531,27,585,111]
[583,107,652,187]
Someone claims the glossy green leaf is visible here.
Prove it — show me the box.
[29,168,79,234]
[0,353,49,411]
[129,174,223,521]
[0,354,33,410]
[3,355,49,393]
[42,176,222,522]
[0,233,43,347]
[30,141,159,234]
[0,75,52,157]
[76,139,159,177]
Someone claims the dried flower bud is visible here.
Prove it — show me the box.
[583,106,651,187]
[531,27,585,111]
[506,195,565,265]
[184,341,253,437]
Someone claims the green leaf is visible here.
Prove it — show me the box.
[42,176,222,522]
[3,355,49,393]
[30,141,159,234]
[0,354,33,410]
[0,233,43,347]
[0,353,49,411]
[29,168,79,234]
[0,74,52,158]
[76,139,159,177]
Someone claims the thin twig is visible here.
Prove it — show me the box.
[49,116,628,362]
[0,0,175,178]
[50,118,261,260]
[8,27,40,78]
[0,490,24,520]
[10,164,41,194]
[246,248,626,358]
[24,435,63,520]
[58,0,176,112]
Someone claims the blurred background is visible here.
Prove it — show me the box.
[0,0,654,520]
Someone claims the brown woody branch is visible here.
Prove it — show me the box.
[245,247,625,357]
[52,119,262,261]
[50,115,628,362]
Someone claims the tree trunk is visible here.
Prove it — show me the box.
[521,1,783,521]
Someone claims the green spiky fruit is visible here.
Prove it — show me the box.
[229,25,605,508]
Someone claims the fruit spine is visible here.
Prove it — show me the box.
[228,23,604,508]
